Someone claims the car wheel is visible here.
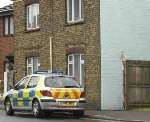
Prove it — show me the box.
[32,100,43,118]
[4,98,14,116]
[73,110,84,117]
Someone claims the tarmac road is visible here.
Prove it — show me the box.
[0,111,119,122]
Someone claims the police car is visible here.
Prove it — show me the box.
[4,71,86,118]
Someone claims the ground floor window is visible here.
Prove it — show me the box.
[27,57,40,75]
[68,54,85,87]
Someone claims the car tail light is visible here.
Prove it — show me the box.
[80,91,86,98]
[40,90,52,97]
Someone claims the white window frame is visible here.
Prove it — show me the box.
[68,54,84,86]
[10,17,14,35]
[67,0,84,23]
[4,16,14,35]
[4,17,9,35]
[27,57,40,75]
[26,3,39,30]
[80,54,84,84]
[27,58,33,75]
[68,54,75,77]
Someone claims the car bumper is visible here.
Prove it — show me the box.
[39,99,86,111]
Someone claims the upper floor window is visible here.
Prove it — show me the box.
[67,0,84,23]
[26,3,39,30]
[27,57,40,75]
[4,16,14,35]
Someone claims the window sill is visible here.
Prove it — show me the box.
[26,28,40,33]
[3,34,14,37]
[66,20,85,26]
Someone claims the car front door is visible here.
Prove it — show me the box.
[13,76,30,109]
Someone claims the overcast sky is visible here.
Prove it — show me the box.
[0,0,12,8]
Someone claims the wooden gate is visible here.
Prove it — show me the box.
[124,60,150,109]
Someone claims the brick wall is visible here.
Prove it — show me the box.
[0,37,14,79]
[0,16,14,88]
[14,0,101,109]
[0,17,3,36]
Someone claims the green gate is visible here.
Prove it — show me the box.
[124,60,150,109]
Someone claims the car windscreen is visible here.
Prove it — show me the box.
[45,77,80,88]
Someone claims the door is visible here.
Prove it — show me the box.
[13,76,29,108]
[124,60,150,109]
[24,76,40,108]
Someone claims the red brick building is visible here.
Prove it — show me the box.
[0,5,14,91]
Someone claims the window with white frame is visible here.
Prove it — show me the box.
[4,16,14,35]
[26,3,39,30]
[67,0,84,23]
[27,57,40,75]
[68,54,85,87]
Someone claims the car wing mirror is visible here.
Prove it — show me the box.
[8,85,14,90]
[14,85,19,90]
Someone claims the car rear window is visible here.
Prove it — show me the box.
[45,77,80,88]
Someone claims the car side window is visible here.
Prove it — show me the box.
[27,76,39,88]
[15,77,29,90]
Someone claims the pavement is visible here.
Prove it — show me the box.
[86,110,150,122]
[0,104,150,122]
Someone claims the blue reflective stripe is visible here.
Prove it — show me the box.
[29,90,35,97]
[13,100,18,106]
[24,100,30,106]
[12,89,36,107]
[18,91,23,98]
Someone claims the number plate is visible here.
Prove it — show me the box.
[58,101,77,106]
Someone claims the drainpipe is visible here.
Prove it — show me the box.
[3,60,10,96]
[49,37,53,72]
[121,51,127,110]
[3,72,8,96]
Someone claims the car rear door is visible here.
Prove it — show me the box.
[24,76,40,109]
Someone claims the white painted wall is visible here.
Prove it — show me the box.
[101,0,150,110]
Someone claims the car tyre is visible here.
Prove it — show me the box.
[73,110,84,117]
[32,100,44,118]
[4,98,14,116]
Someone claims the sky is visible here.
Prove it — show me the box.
[0,0,12,8]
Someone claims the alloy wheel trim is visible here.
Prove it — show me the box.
[5,100,11,112]
[33,101,39,116]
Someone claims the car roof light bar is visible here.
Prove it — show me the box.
[34,69,64,75]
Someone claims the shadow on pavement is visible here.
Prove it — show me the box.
[14,112,83,120]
